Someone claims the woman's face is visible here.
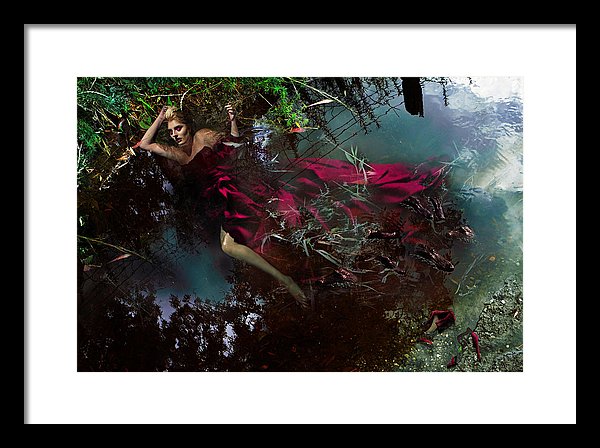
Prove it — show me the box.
[168,120,192,146]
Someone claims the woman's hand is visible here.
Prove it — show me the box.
[158,105,168,121]
[225,104,236,122]
[225,104,239,137]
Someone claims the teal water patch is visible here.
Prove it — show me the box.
[151,225,234,319]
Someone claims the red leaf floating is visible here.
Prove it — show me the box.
[424,310,456,332]
[471,331,481,362]
[108,253,132,263]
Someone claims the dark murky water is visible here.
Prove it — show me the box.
[78,77,523,372]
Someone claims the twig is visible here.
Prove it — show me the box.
[315,249,342,267]
[149,93,183,98]
[77,235,151,263]
[454,253,485,295]
[358,283,381,294]
[285,77,358,116]
[79,90,110,99]
[258,92,273,107]
[180,86,195,110]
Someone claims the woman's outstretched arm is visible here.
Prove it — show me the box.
[225,104,239,137]
[138,106,189,164]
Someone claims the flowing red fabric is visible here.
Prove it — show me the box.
[180,141,445,253]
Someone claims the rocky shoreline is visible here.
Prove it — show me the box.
[397,276,523,372]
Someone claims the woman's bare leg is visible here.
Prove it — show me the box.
[220,228,309,308]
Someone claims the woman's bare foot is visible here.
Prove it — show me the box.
[281,275,310,309]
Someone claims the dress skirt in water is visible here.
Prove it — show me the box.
[176,136,471,313]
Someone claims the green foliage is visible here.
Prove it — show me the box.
[77,119,101,152]
[77,77,130,117]
[231,77,309,128]
[76,77,315,190]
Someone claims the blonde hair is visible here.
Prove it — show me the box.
[164,106,189,124]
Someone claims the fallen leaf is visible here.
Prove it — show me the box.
[306,99,334,108]
[83,264,100,272]
[108,253,132,263]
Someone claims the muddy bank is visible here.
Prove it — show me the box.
[397,276,523,372]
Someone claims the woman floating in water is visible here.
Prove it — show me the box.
[138,104,310,307]
[138,104,456,309]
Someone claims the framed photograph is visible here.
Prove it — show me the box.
[26,25,576,424]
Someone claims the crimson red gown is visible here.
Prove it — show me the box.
[179,138,446,254]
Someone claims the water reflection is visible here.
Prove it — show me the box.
[77,77,523,372]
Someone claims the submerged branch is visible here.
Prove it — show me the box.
[77,235,151,263]
[454,253,485,295]
[286,77,358,117]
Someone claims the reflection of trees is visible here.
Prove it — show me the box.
[78,286,166,372]
[78,153,170,258]
[161,284,264,371]
[78,184,464,372]
[77,76,462,372]
[77,279,418,372]
[295,77,449,142]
